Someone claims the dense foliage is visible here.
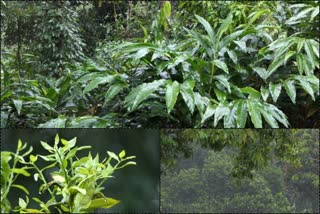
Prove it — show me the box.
[1,134,136,213]
[1,1,319,127]
[161,129,319,213]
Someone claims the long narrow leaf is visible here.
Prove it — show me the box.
[104,83,127,105]
[201,104,216,124]
[180,79,195,114]
[283,80,296,104]
[165,80,180,113]
[195,14,215,43]
[235,99,247,128]
[247,99,262,128]
[269,82,282,103]
[124,79,166,111]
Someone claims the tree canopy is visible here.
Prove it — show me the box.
[161,129,319,213]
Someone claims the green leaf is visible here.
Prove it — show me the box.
[224,101,237,128]
[201,104,216,124]
[304,75,319,88]
[254,67,268,81]
[258,103,279,128]
[310,6,319,20]
[29,155,37,163]
[248,9,270,26]
[180,79,195,114]
[284,51,296,64]
[214,88,227,102]
[309,39,319,58]
[283,80,296,104]
[264,103,289,127]
[124,79,165,112]
[213,59,229,74]
[119,150,126,159]
[134,48,150,60]
[219,29,255,50]
[302,54,313,75]
[83,76,115,94]
[52,174,66,184]
[235,99,247,128]
[13,99,23,115]
[304,40,317,69]
[216,13,233,47]
[227,50,237,64]
[195,14,215,43]
[69,186,86,195]
[247,99,262,128]
[165,80,180,113]
[88,197,120,210]
[40,141,54,152]
[38,117,66,128]
[107,151,119,161]
[269,82,282,103]
[185,28,212,56]
[12,168,30,177]
[296,78,315,101]
[67,137,77,148]
[104,83,127,105]
[12,184,29,195]
[162,1,171,19]
[297,38,305,52]
[260,86,269,101]
[234,40,246,51]
[213,75,231,93]
[267,56,285,78]
[214,102,229,127]
[240,87,261,99]
[17,139,22,150]
[19,198,27,209]
[194,92,210,116]
[54,134,59,146]
[296,53,304,75]
[119,161,136,167]
[23,209,43,213]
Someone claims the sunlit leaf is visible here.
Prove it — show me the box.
[201,104,216,124]
[119,150,126,159]
[235,99,247,128]
[13,99,23,115]
[224,101,237,128]
[12,184,29,195]
[12,168,30,177]
[107,151,119,161]
[180,79,195,114]
[260,86,269,101]
[269,82,282,103]
[104,82,127,105]
[247,99,262,128]
[213,75,231,93]
[83,76,116,94]
[213,59,229,74]
[124,79,165,112]
[40,141,53,152]
[195,14,215,43]
[88,197,120,210]
[38,117,66,128]
[214,102,229,127]
[165,80,180,114]
[283,80,296,104]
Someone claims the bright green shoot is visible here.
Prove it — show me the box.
[1,134,136,213]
